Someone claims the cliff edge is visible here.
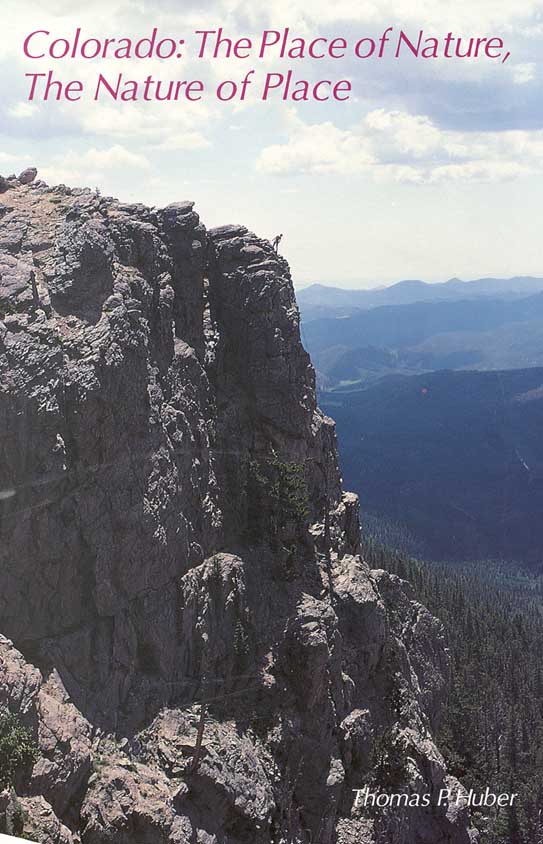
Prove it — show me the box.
[0,172,476,844]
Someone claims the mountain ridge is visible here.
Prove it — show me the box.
[299,276,543,321]
[300,292,543,390]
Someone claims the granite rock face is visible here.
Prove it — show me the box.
[0,176,476,843]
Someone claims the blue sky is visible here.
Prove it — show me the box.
[1,0,542,286]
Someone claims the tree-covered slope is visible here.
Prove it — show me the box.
[366,536,543,844]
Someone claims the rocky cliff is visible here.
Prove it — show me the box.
[0,172,476,844]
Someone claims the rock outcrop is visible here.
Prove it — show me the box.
[0,175,476,843]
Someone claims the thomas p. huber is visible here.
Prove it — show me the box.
[353,787,517,809]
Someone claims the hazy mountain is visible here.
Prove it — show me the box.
[304,293,543,354]
[301,294,543,389]
[322,368,543,566]
[298,276,543,321]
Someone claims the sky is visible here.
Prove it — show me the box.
[0,0,542,287]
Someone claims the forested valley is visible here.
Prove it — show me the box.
[363,527,543,844]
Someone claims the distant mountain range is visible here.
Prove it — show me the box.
[321,368,543,566]
[298,279,543,390]
[298,276,543,321]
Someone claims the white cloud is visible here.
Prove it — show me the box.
[78,145,150,170]
[151,133,212,151]
[257,114,375,175]
[40,144,150,186]
[76,98,212,145]
[365,110,446,156]
[224,0,543,34]
[8,102,38,118]
[426,160,528,182]
[511,62,538,83]
[0,151,24,164]
[257,109,543,183]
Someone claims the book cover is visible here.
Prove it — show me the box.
[0,2,541,843]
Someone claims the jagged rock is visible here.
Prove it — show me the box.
[19,167,38,185]
[80,760,176,844]
[137,708,276,841]
[208,223,248,240]
[0,214,28,254]
[0,179,477,844]
[16,795,77,843]
[162,200,195,216]
[31,671,93,817]
[0,255,36,315]
[0,636,42,719]
[44,218,115,317]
